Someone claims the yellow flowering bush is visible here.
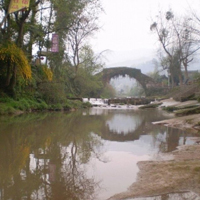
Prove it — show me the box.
[42,65,53,81]
[0,42,31,80]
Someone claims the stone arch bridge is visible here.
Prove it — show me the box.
[100,67,157,95]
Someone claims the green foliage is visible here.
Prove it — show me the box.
[175,106,200,116]
[129,84,144,97]
[50,103,63,111]
[0,0,103,111]
[162,106,178,112]
[82,102,92,108]
[139,103,162,109]
[68,45,104,97]
[193,72,200,80]
[193,167,200,172]
[37,82,66,104]
[73,70,103,97]
[0,104,17,115]
[0,95,49,115]
[70,100,84,109]
[100,83,116,98]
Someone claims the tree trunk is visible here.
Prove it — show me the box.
[179,74,183,86]
[17,21,24,48]
[5,65,17,97]
[183,61,189,81]
[5,62,12,87]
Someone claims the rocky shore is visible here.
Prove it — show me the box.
[154,98,200,133]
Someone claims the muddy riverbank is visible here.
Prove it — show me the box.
[108,98,200,200]
[108,144,200,200]
[108,146,200,200]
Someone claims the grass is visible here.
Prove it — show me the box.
[0,95,91,115]
[162,106,178,112]
[175,106,200,116]
[193,167,200,172]
[0,97,48,115]
[139,103,162,109]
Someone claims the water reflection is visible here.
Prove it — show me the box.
[0,109,198,200]
[0,113,102,200]
[106,114,142,135]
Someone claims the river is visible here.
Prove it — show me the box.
[0,107,198,200]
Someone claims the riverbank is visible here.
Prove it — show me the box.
[108,98,200,200]
[108,144,200,200]
[154,98,200,133]
[0,96,91,115]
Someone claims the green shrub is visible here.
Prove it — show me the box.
[5,107,16,114]
[162,106,178,112]
[71,100,83,109]
[37,101,48,110]
[19,99,30,110]
[0,106,6,115]
[63,100,73,110]
[175,106,200,116]
[82,101,92,108]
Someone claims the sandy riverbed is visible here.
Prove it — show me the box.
[107,99,200,200]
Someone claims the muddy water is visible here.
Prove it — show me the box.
[0,108,198,200]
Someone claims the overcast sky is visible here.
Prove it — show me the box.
[91,0,200,67]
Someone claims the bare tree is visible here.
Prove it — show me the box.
[166,12,200,81]
[150,11,180,87]
[66,0,101,75]
[151,10,200,86]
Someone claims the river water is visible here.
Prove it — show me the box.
[0,107,198,200]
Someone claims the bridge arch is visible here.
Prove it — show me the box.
[101,67,156,94]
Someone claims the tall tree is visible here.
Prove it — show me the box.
[165,11,200,81]
[151,10,199,86]
[150,11,179,87]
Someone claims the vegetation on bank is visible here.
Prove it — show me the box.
[0,94,92,115]
[0,0,116,115]
[158,82,200,116]
[1,1,200,114]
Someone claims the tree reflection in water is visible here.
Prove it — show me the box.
[0,109,198,200]
[0,112,103,200]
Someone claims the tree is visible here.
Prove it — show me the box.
[150,11,179,87]
[0,42,32,96]
[165,11,199,81]
[68,45,104,97]
[0,0,49,96]
[47,0,103,98]
[0,0,103,99]
[150,10,199,86]
[66,0,101,75]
